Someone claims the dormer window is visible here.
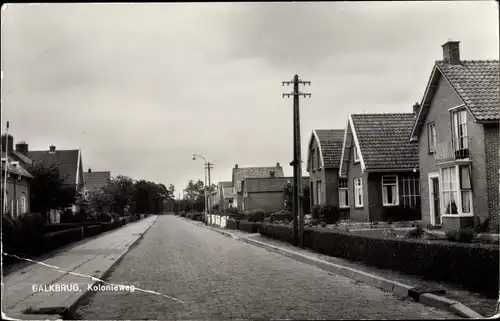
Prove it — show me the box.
[353,145,360,163]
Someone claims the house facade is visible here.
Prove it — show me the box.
[232,163,284,210]
[410,41,499,232]
[28,145,85,222]
[339,113,421,222]
[1,153,33,218]
[217,181,233,210]
[306,129,348,218]
[241,176,309,213]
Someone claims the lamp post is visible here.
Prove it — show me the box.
[192,153,213,225]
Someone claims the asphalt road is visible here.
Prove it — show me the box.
[74,215,454,320]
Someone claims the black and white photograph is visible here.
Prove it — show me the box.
[1,1,499,320]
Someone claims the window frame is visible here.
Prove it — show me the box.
[354,177,363,208]
[316,147,321,170]
[381,175,399,207]
[440,165,473,217]
[401,176,420,208]
[451,109,469,153]
[316,180,322,205]
[353,145,360,163]
[427,122,436,154]
[311,149,316,171]
[338,178,349,208]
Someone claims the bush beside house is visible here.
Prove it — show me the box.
[259,223,499,297]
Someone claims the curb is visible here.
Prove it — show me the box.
[182,217,485,319]
[18,215,159,320]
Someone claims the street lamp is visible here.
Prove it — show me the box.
[192,153,210,225]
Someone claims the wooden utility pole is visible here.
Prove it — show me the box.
[205,162,214,213]
[282,75,311,248]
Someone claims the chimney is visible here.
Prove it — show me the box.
[276,162,280,167]
[49,145,56,153]
[442,40,460,65]
[234,164,238,169]
[1,134,14,153]
[413,102,421,116]
[88,168,92,173]
[15,141,28,156]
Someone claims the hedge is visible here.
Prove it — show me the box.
[84,225,102,237]
[226,218,239,230]
[238,220,260,233]
[259,223,499,297]
[44,227,83,251]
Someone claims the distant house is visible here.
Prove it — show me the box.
[409,40,499,232]
[241,176,309,213]
[27,145,85,222]
[339,112,421,222]
[217,181,233,210]
[83,168,111,197]
[232,163,284,210]
[1,137,33,218]
[306,129,347,218]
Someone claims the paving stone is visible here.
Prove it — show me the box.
[75,216,455,320]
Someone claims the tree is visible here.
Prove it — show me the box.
[284,181,311,214]
[28,162,77,223]
[284,182,293,211]
[87,186,115,216]
[183,180,205,212]
[107,175,136,215]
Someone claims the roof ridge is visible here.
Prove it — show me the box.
[351,112,414,116]
[436,59,499,64]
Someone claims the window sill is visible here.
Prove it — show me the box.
[383,204,400,207]
[355,206,364,209]
[441,214,474,218]
[354,161,360,164]
[340,206,350,209]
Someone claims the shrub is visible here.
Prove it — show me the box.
[110,212,121,221]
[269,210,292,223]
[226,207,240,214]
[226,218,239,230]
[227,211,247,220]
[212,204,219,211]
[14,213,46,255]
[311,205,321,219]
[247,209,266,222]
[238,220,260,233]
[84,225,102,237]
[319,205,340,224]
[179,212,187,217]
[44,227,83,251]
[382,206,421,222]
[475,217,492,234]
[259,223,499,297]
[59,209,74,223]
[446,228,476,243]
[406,225,425,239]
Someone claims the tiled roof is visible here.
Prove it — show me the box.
[233,166,284,192]
[0,152,33,178]
[436,60,499,120]
[315,129,345,168]
[351,113,419,170]
[28,149,79,185]
[218,181,232,188]
[84,171,111,192]
[245,176,310,193]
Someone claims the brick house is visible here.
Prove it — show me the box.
[241,176,309,213]
[217,181,234,210]
[409,40,499,232]
[83,168,111,197]
[339,113,421,222]
[28,145,85,222]
[1,152,33,218]
[306,129,348,218]
[232,163,284,210]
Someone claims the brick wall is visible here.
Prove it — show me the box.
[485,123,500,231]
[347,127,369,221]
[1,176,30,217]
[245,192,285,213]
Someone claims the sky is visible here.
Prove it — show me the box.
[1,2,499,197]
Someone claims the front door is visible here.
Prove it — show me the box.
[430,177,441,225]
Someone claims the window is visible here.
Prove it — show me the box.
[316,180,322,205]
[339,178,349,208]
[401,177,420,208]
[19,192,27,214]
[459,165,472,214]
[442,166,458,214]
[311,149,316,171]
[428,122,436,153]
[316,147,321,169]
[354,177,363,207]
[452,109,468,158]
[310,182,315,205]
[382,175,399,206]
[11,199,14,218]
[353,145,360,163]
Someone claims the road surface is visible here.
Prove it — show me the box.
[74,215,454,320]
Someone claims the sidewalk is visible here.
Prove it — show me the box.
[180,217,496,319]
[2,215,158,320]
